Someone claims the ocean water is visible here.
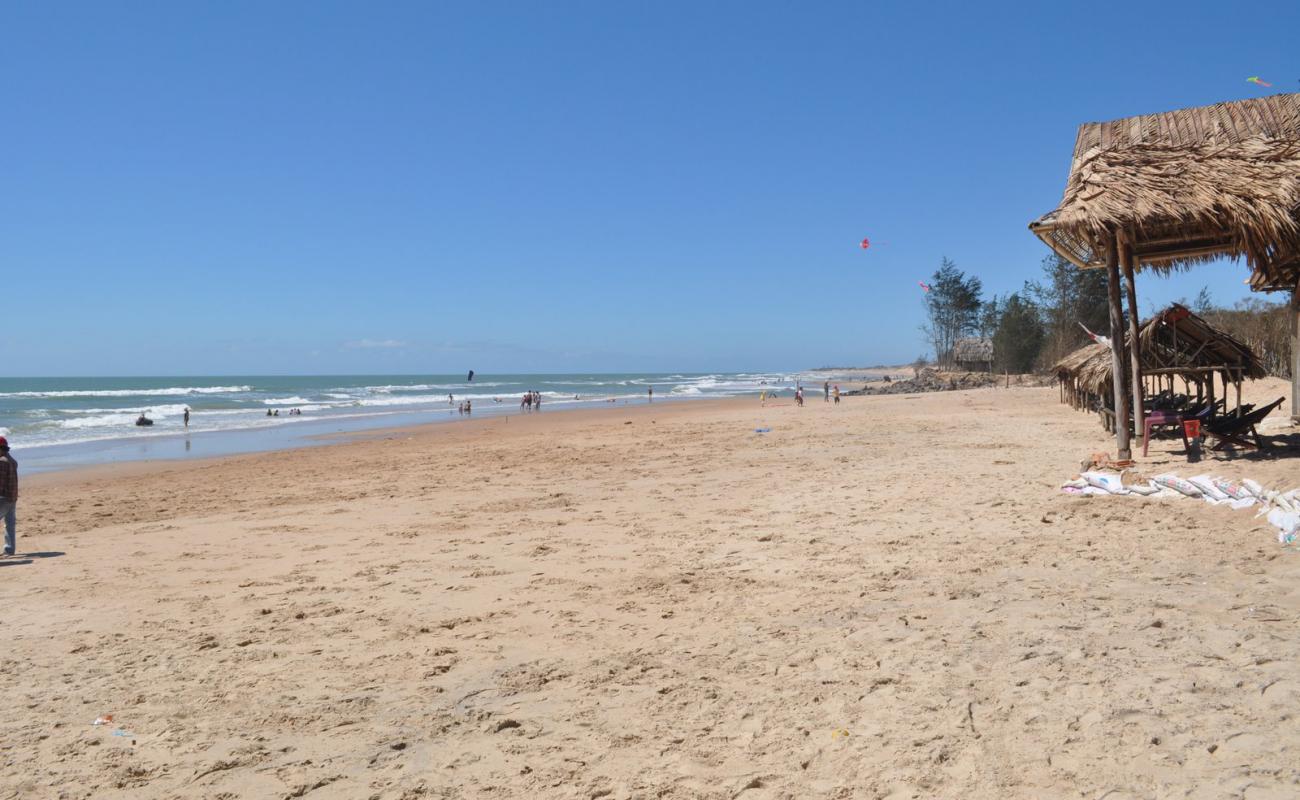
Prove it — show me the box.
[0,373,798,471]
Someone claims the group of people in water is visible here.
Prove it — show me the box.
[520,391,543,411]
[265,408,303,417]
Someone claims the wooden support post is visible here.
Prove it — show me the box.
[1105,237,1131,459]
[1292,282,1299,424]
[1122,239,1143,446]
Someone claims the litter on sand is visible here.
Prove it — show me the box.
[754,428,771,433]
[92,715,114,726]
[1061,470,1300,543]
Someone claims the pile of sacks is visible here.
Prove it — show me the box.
[1062,472,1300,542]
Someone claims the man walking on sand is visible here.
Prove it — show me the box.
[824,381,830,402]
[0,437,17,557]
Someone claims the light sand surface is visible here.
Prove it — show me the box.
[4,382,1300,799]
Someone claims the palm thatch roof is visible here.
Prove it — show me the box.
[1138,303,1265,378]
[1030,94,1300,292]
[1052,342,1113,394]
[953,337,993,362]
[1053,303,1265,395]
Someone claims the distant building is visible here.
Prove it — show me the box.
[952,337,994,372]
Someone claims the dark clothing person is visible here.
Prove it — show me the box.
[183,408,190,427]
[0,438,17,556]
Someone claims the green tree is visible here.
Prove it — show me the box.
[1191,286,1213,315]
[921,258,983,367]
[992,293,1045,373]
[1026,253,1109,369]
[978,297,1002,340]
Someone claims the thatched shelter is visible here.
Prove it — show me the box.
[1054,303,1266,430]
[1030,94,1300,455]
[952,337,993,372]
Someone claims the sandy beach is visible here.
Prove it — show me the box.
[4,382,1300,799]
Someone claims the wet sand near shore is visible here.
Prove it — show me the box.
[3,380,1299,799]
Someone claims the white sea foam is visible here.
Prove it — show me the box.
[0,385,253,399]
[356,393,465,408]
[60,403,194,416]
[53,412,145,430]
[359,382,506,393]
[263,396,313,405]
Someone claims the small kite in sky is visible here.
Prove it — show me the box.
[467,370,475,382]
[918,281,932,293]
[859,238,870,250]
[1247,76,1273,88]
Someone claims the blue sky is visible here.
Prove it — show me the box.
[3,0,1296,376]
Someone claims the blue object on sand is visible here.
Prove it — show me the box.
[754,427,771,433]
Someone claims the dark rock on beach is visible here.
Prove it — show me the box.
[844,368,1002,396]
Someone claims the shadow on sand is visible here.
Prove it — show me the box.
[0,551,66,567]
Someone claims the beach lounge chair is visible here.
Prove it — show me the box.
[1141,402,1216,457]
[1202,397,1285,452]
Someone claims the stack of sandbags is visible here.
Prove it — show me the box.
[1060,471,1300,542]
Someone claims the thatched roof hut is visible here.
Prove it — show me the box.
[1138,303,1265,379]
[1053,342,1111,394]
[1054,304,1265,426]
[1030,94,1300,292]
[952,337,993,370]
[1030,93,1300,454]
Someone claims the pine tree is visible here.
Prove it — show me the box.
[921,258,984,367]
[992,293,1045,372]
[1026,253,1109,368]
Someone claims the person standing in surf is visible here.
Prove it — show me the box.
[0,437,17,557]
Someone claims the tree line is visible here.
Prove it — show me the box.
[919,255,1293,378]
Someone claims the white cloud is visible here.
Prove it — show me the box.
[344,338,407,349]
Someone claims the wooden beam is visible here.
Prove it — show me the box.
[1121,236,1144,449]
[1292,281,1300,424]
[1105,236,1131,460]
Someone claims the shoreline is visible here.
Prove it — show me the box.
[17,393,759,479]
[1,371,828,474]
[23,394,759,488]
